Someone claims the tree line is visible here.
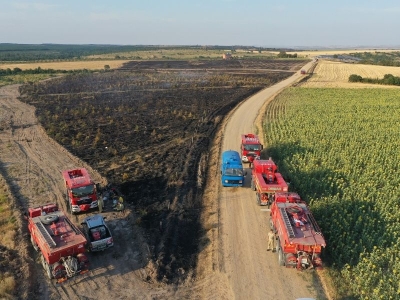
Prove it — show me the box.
[277,51,298,58]
[0,67,95,76]
[349,73,400,86]
[349,51,400,67]
[0,43,301,62]
[0,44,166,62]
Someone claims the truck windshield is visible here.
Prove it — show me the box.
[244,144,261,151]
[224,168,244,176]
[72,185,95,197]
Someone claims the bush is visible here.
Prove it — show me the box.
[348,74,363,82]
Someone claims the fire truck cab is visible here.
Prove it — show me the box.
[240,133,263,164]
[63,168,98,214]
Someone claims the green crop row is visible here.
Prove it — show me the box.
[263,87,400,299]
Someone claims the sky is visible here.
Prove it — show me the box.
[0,0,399,48]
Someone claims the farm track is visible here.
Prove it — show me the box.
[197,60,329,300]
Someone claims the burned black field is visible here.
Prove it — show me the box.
[18,59,306,282]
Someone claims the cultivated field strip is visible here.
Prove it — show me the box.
[301,60,400,88]
[264,87,400,299]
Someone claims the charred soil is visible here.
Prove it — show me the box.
[2,58,307,298]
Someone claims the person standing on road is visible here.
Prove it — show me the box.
[267,229,275,251]
[118,196,125,213]
[98,195,103,213]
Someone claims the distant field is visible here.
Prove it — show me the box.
[301,60,400,88]
[2,48,399,72]
[88,48,229,60]
[92,48,400,60]
[0,60,129,71]
[86,48,281,60]
[285,48,400,58]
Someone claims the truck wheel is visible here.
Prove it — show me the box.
[52,262,64,279]
[65,190,75,214]
[31,236,39,251]
[40,214,59,225]
[67,199,76,215]
[256,193,261,205]
[40,254,52,279]
[278,248,285,266]
[69,201,75,215]
[250,179,256,191]
[269,219,275,231]
[65,192,71,213]
[267,194,274,208]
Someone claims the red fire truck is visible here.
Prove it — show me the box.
[240,133,263,164]
[250,158,288,206]
[270,192,326,270]
[27,203,89,282]
[62,168,98,214]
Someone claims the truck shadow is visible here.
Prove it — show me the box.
[243,166,253,188]
[263,142,336,200]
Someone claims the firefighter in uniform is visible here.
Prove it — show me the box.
[98,196,103,213]
[267,229,275,251]
[114,196,125,212]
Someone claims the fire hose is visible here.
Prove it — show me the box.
[63,256,78,277]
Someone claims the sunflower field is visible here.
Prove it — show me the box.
[263,87,400,299]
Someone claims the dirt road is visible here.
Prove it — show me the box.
[197,61,328,300]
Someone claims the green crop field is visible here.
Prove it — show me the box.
[263,87,400,299]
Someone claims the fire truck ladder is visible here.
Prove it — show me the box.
[35,221,56,248]
[280,207,295,238]
[306,213,322,234]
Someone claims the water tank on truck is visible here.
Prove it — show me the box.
[250,158,288,206]
[26,203,89,283]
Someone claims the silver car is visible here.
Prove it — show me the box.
[81,214,114,252]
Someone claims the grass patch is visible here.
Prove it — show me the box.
[0,181,18,299]
[0,73,57,87]
[0,189,16,248]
